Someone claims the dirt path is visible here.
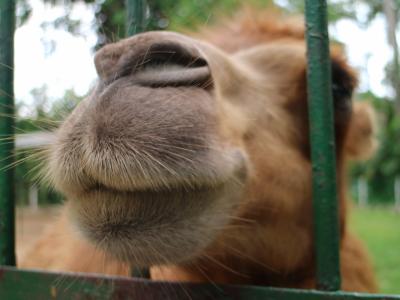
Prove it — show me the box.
[16,205,62,262]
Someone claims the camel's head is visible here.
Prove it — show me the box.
[47,26,375,269]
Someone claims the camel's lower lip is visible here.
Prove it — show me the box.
[65,150,248,266]
[68,178,240,266]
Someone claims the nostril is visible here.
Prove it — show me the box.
[127,42,212,89]
[95,32,213,89]
[134,42,208,70]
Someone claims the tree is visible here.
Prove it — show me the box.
[17,0,273,47]
[382,0,400,114]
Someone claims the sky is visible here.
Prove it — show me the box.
[14,0,97,109]
[14,0,394,115]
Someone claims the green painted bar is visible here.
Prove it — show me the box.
[1,267,400,300]
[125,0,147,36]
[305,0,341,291]
[125,0,151,279]
[0,0,16,266]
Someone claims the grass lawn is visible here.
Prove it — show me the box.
[349,206,400,294]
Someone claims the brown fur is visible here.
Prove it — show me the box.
[22,9,378,292]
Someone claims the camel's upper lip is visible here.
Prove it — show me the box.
[53,141,248,200]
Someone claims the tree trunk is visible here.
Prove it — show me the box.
[383,0,400,113]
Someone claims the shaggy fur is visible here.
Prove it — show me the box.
[22,9,378,292]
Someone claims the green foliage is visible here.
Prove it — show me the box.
[95,0,125,45]
[17,0,273,47]
[149,0,271,31]
[93,0,273,46]
[350,93,400,204]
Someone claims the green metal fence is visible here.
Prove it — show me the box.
[305,0,341,291]
[0,0,16,268]
[0,0,399,299]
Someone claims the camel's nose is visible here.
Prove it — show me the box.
[94,31,212,88]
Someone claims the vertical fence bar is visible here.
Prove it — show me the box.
[125,0,150,279]
[0,0,16,266]
[305,0,341,291]
[126,0,147,36]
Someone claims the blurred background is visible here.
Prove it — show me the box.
[11,0,400,294]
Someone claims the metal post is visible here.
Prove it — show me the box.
[126,0,147,36]
[125,0,150,279]
[0,0,16,266]
[305,0,341,291]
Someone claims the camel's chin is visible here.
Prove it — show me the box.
[66,174,246,267]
